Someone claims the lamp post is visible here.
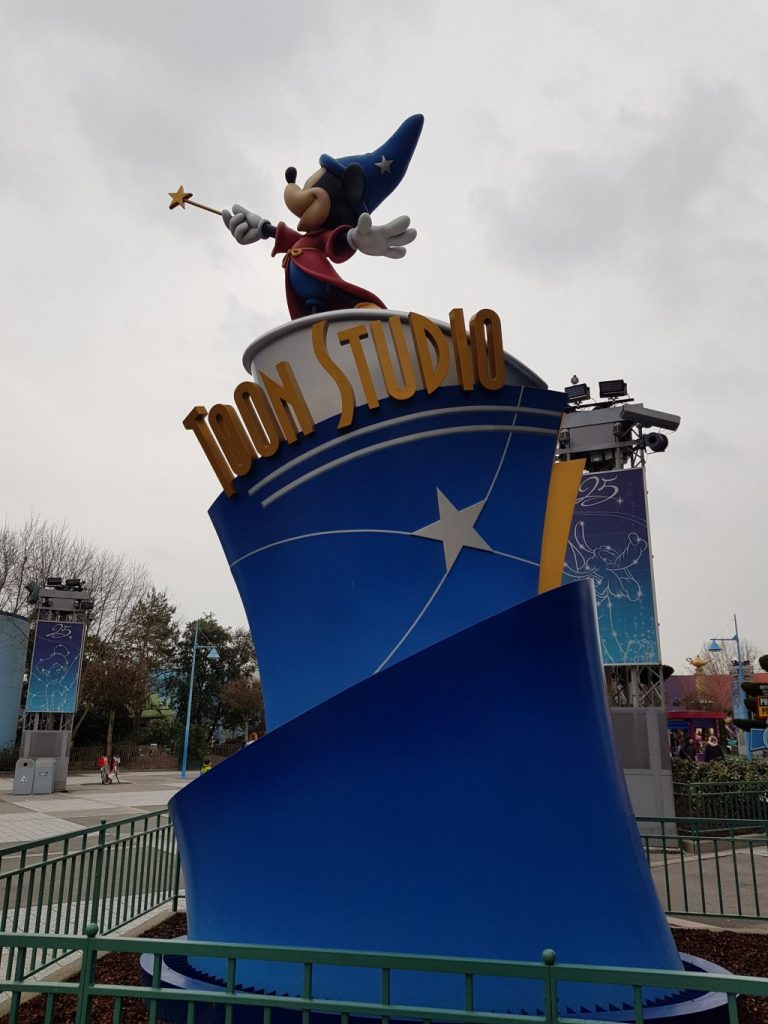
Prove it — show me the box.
[180,622,219,779]
[708,613,749,758]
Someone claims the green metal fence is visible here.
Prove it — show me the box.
[637,815,768,920]
[673,780,768,821]
[0,926,764,1024]
[0,811,180,982]
[0,806,766,1020]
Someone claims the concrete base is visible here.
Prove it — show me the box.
[19,730,72,792]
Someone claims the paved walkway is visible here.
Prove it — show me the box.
[0,770,190,847]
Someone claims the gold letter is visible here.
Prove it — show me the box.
[183,406,236,497]
[371,318,417,401]
[260,361,316,444]
[312,320,356,429]
[448,308,475,391]
[470,309,505,391]
[337,323,380,411]
[409,312,450,394]
[234,381,281,457]
[209,404,256,478]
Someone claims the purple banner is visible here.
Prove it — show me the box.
[563,468,660,666]
[26,620,85,713]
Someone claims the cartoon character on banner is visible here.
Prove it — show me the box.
[564,520,648,603]
[222,114,423,319]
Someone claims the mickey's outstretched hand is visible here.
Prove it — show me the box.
[222,204,274,245]
[348,213,417,259]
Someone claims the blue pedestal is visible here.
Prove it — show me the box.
[170,581,682,1012]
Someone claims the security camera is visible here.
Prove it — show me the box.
[621,403,681,432]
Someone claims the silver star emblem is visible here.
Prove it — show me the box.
[374,155,393,174]
[413,488,492,572]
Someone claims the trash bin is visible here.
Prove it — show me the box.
[32,757,55,795]
[13,758,35,796]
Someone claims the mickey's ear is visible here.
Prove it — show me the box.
[340,163,366,210]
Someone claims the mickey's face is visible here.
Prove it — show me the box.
[283,167,331,232]
[283,163,367,232]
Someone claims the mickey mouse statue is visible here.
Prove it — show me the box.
[222,114,423,320]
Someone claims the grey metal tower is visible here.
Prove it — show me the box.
[557,378,680,820]
[18,578,94,792]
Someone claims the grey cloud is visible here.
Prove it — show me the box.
[472,81,753,285]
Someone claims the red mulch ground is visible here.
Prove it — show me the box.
[671,926,768,1024]
[0,913,188,1024]
[3,919,768,1023]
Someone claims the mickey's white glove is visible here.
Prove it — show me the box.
[222,204,270,245]
[347,213,417,259]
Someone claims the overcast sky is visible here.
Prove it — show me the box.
[2,0,766,675]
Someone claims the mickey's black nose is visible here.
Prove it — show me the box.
[285,167,297,184]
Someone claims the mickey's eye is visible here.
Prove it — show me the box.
[285,167,297,184]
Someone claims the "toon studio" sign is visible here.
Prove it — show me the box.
[184,308,506,497]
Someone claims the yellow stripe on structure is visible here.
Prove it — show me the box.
[537,458,586,594]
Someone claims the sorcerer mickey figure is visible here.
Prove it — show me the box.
[222,114,424,320]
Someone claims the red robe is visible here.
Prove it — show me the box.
[271,223,385,320]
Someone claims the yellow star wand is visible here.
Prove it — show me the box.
[168,185,221,216]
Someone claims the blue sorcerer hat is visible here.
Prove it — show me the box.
[319,113,424,215]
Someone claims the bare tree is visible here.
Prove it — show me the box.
[84,550,152,643]
[0,514,151,642]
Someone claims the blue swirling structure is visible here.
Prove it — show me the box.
[170,582,681,1011]
[170,342,684,1014]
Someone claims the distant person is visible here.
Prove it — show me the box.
[680,737,697,760]
[704,735,724,762]
[200,757,213,774]
[245,731,258,747]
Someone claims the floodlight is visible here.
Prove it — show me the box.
[565,383,590,403]
[598,379,628,399]
[46,576,62,586]
[65,578,82,588]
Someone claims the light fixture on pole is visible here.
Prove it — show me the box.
[598,379,628,400]
[181,622,220,780]
[708,613,749,758]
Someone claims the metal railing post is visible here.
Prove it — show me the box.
[542,948,557,1024]
[75,922,99,1024]
[8,934,28,1021]
[89,820,108,926]
[172,843,182,913]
